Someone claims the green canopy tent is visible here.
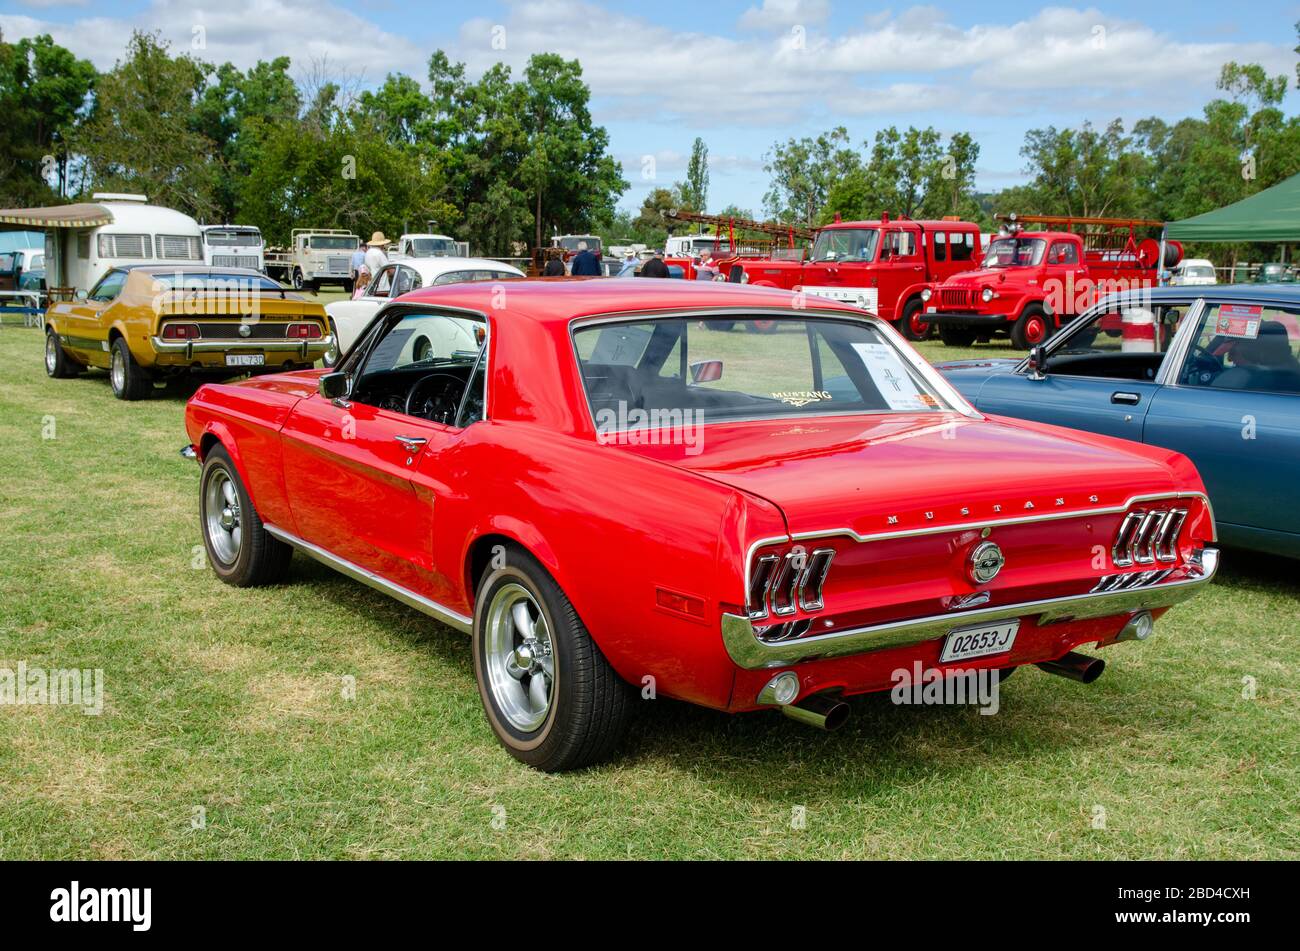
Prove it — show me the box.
[1166,172,1300,245]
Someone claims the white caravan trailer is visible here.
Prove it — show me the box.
[0,193,204,297]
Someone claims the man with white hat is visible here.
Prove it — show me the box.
[364,231,390,276]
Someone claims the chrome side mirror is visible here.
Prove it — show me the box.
[1026,345,1047,381]
[318,371,351,401]
[75,288,88,301]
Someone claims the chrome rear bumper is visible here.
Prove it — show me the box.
[150,335,333,359]
[720,548,1218,669]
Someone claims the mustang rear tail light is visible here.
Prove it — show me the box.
[162,323,201,340]
[747,548,835,620]
[1112,507,1186,568]
[286,323,322,339]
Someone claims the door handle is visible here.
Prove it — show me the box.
[1111,392,1141,405]
[395,435,428,452]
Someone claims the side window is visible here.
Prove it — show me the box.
[1057,304,1187,359]
[1180,303,1300,394]
[88,270,127,302]
[371,266,395,297]
[950,232,975,262]
[932,231,947,262]
[392,266,415,297]
[881,230,917,260]
[1047,242,1079,266]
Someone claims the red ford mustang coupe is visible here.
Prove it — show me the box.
[184,280,1218,771]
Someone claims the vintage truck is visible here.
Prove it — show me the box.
[718,215,984,340]
[200,224,265,272]
[264,229,360,291]
[392,233,469,259]
[923,215,1180,349]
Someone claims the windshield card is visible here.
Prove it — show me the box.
[851,343,930,411]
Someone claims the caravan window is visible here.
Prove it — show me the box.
[157,234,203,260]
[98,233,152,259]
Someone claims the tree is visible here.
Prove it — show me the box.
[680,137,709,214]
[193,57,301,221]
[0,31,95,204]
[821,126,981,223]
[74,31,217,218]
[762,127,859,227]
[1012,120,1151,219]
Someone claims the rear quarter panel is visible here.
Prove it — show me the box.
[433,420,788,709]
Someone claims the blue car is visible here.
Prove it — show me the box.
[938,285,1300,559]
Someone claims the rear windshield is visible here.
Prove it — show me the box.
[573,315,948,429]
[147,271,285,292]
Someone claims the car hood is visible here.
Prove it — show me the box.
[940,267,1025,287]
[613,413,1183,536]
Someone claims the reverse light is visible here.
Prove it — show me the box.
[286,323,322,339]
[981,286,996,303]
[758,671,800,706]
[162,323,200,340]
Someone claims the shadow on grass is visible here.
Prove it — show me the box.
[278,553,1199,801]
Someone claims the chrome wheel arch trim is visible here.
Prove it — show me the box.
[263,525,472,633]
[723,547,1219,670]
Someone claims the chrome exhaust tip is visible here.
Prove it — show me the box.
[781,693,850,731]
[1036,651,1105,684]
[1114,610,1155,643]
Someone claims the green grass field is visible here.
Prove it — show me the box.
[0,316,1295,859]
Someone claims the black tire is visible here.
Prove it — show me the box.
[898,298,931,342]
[937,326,978,347]
[44,330,80,378]
[706,321,736,332]
[1011,304,1052,350]
[292,269,304,290]
[747,319,779,334]
[472,547,632,771]
[109,336,152,401]
[199,444,292,587]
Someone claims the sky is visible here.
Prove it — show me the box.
[2,0,1298,216]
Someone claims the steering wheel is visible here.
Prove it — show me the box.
[405,372,465,425]
[1181,342,1224,386]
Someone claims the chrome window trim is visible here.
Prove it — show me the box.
[722,548,1218,670]
[264,525,472,633]
[741,490,1216,599]
[567,306,982,434]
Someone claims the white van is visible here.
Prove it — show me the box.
[43,193,204,294]
[1169,258,1218,286]
[200,224,265,272]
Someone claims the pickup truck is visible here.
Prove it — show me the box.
[719,215,983,339]
[924,215,1179,349]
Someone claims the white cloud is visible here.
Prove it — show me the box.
[737,0,831,32]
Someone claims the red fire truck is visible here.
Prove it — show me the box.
[923,214,1181,349]
[710,214,984,340]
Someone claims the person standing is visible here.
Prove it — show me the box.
[542,251,566,276]
[364,231,390,276]
[617,250,638,277]
[569,241,601,276]
[349,243,366,291]
[638,250,670,278]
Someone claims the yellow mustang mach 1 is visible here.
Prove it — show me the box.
[44,266,333,400]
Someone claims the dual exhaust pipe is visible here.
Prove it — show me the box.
[1036,651,1106,684]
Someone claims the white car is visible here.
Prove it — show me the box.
[1169,258,1218,286]
[323,256,524,366]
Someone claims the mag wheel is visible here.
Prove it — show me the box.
[473,549,631,771]
[199,444,292,587]
[44,330,79,378]
[110,337,151,400]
